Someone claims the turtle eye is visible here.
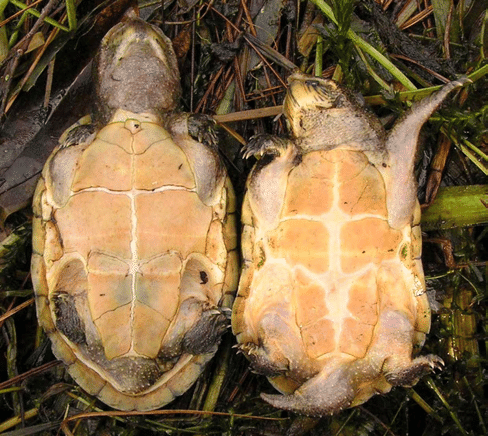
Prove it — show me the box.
[305,79,321,88]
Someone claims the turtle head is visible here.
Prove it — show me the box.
[94,16,181,124]
[283,72,384,148]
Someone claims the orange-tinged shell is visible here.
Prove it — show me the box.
[32,118,237,411]
[233,147,429,385]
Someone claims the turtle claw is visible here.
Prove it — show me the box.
[182,308,228,355]
[242,134,291,159]
[220,306,232,320]
[427,355,444,371]
[60,124,97,148]
[385,354,445,387]
[188,114,218,149]
[237,342,285,376]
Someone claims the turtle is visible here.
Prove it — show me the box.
[31,15,238,411]
[232,72,468,416]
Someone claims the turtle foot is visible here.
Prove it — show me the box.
[242,134,291,159]
[60,124,97,148]
[385,354,444,387]
[187,114,218,149]
[183,308,228,355]
[238,342,286,377]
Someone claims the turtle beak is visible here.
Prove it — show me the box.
[286,71,309,85]
[284,73,337,118]
[103,19,174,72]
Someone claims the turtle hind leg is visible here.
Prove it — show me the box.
[182,307,228,355]
[242,134,292,159]
[370,310,443,387]
[237,342,285,377]
[159,299,228,359]
[240,311,319,380]
[50,258,89,346]
[384,354,444,387]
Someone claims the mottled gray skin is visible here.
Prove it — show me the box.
[93,17,181,125]
[74,16,216,149]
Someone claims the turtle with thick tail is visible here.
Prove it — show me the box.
[232,72,468,416]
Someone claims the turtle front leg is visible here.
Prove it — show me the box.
[242,134,292,159]
[166,113,227,206]
[243,136,299,232]
[166,113,218,150]
[58,115,96,148]
[187,113,218,150]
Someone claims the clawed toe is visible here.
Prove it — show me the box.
[242,134,290,159]
[220,307,232,320]
[427,355,444,371]
[188,114,218,148]
[237,342,258,355]
[237,342,284,376]
[61,124,96,148]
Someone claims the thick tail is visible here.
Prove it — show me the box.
[260,365,357,417]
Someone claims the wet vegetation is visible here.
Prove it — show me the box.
[0,0,487,434]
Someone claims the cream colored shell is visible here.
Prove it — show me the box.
[32,116,237,411]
